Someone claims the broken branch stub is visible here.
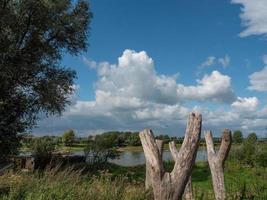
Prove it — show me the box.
[204,129,232,200]
[139,112,202,200]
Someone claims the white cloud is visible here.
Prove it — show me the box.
[231,97,259,113]
[232,0,267,37]
[248,64,267,92]
[177,71,236,103]
[33,49,266,137]
[90,50,235,105]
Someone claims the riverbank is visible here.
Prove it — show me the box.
[0,160,266,199]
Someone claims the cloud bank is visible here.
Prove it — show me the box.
[34,50,266,137]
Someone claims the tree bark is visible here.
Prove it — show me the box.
[140,112,202,200]
[183,176,194,200]
[145,139,164,190]
[204,129,232,200]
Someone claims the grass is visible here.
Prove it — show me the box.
[104,161,267,199]
[0,167,151,200]
[0,160,266,200]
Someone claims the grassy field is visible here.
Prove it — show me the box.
[0,160,266,200]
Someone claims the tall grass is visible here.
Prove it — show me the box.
[0,161,266,200]
[0,167,151,200]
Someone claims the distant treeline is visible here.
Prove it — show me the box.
[23,130,266,148]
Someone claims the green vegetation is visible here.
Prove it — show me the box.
[0,0,92,162]
[0,160,266,200]
[62,130,76,147]
[0,167,151,200]
[31,137,56,169]
[6,129,267,199]
[230,133,267,167]
[85,135,119,168]
[232,130,243,143]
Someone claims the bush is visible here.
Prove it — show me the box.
[62,130,76,147]
[230,133,267,167]
[31,137,55,169]
[232,130,243,143]
[84,136,119,169]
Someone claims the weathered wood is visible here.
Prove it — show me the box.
[183,176,194,200]
[146,139,164,190]
[140,112,202,200]
[204,129,231,200]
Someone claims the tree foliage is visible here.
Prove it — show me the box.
[230,132,267,167]
[62,129,75,146]
[232,130,243,143]
[0,0,92,161]
[31,136,56,169]
[84,135,119,168]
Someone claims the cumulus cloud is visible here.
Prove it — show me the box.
[231,97,259,113]
[232,0,267,37]
[248,57,267,91]
[177,71,236,103]
[91,50,235,104]
[33,49,266,137]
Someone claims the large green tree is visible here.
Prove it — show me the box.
[0,0,92,161]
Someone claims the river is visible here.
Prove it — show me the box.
[72,149,207,167]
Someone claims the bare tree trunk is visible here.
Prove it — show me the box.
[204,129,232,200]
[183,176,194,200]
[139,112,202,200]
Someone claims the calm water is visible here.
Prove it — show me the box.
[21,149,207,167]
[73,149,207,167]
[110,150,207,166]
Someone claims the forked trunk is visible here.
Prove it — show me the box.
[204,129,232,200]
[140,112,202,200]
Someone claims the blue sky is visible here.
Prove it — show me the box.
[34,0,267,137]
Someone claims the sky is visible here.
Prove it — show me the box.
[34,0,267,137]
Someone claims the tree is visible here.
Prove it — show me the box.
[242,132,258,166]
[31,136,56,169]
[62,129,75,146]
[233,130,243,143]
[0,0,92,161]
[126,132,141,146]
[84,135,119,168]
[246,132,257,144]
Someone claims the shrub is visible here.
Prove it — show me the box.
[31,137,55,169]
[84,136,119,169]
[62,130,76,147]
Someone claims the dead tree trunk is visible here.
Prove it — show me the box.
[183,176,193,200]
[182,176,194,200]
[139,112,202,200]
[145,139,164,190]
[204,129,232,200]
